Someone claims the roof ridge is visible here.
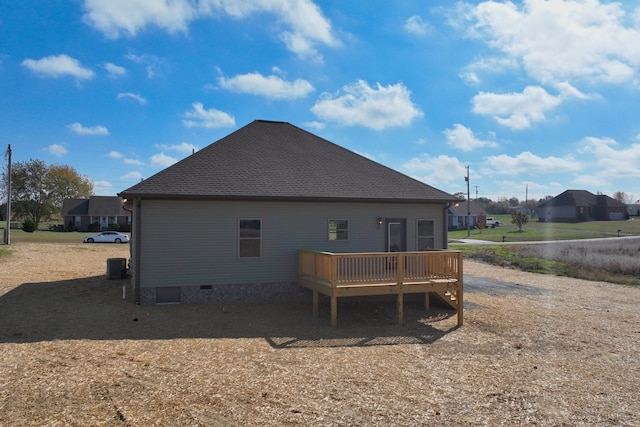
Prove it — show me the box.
[254,119,288,124]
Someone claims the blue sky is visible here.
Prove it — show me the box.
[2,1,640,203]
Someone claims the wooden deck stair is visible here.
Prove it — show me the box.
[432,289,460,310]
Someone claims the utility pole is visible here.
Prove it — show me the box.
[465,165,470,237]
[4,144,11,245]
[475,185,479,201]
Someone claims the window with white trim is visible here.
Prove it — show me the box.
[328,219,348,241]
[417,219,435,250]
[239,219,261,258]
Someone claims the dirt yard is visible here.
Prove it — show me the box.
[1,242,639,426]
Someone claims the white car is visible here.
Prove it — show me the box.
[485,217,502,228]
[83,231,130,244]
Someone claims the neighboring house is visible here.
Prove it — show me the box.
[536,190,628,222]
[62,196,131,231]
[627,203,640,217]
[119,120,458,305]
[447,199,487,230]
[509,206,534,216]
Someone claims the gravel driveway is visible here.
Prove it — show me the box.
[1,242,639,426]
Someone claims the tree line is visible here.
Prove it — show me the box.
[453,191,632,215]
[1,159,93,224]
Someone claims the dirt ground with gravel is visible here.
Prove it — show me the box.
[1,242,639,426]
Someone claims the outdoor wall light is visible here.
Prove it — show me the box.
[377,217,383,228]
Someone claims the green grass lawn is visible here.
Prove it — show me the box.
[449,215,640,286]
[2,229,89,243]
[1,221,128,244]
[449,215,640,242]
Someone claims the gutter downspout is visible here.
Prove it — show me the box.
[133,198,142,304]
[443,203,451,249]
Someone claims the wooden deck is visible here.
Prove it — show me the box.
[298,250,463,328]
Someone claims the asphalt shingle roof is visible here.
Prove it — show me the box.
[62,196,129,216]
[120,120,455,203]
[539,190,626,208]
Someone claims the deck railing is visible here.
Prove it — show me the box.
[299,250,462,287]
[298,250,463,327]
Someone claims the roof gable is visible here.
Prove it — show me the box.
[120,120,455,203]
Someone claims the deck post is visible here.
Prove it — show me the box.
[312,290,319,317]
[457,287,464,326]
[397,253,404,325]
[397,292,404,325]
[457,252,464,326]
[330,295,337,328]
[424,292,430,311]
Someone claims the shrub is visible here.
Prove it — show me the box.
[89,222,100,232]
[22,218,37,233]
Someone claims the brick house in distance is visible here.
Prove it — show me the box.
[62,196,131,231]
[536,190,627,222]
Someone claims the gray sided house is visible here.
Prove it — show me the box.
[537,189,627,222]
[119,120,457,305]
[447,199,486,230]
[62,196,131,231]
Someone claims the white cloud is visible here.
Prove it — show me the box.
[21,54,94,80]
[155,142,197,155]
[200,0,338,62]
[150,152,177,167]
[83,0,337,62]
[459,57,518,85]
[303,121,325,131]
[485,151,582,175]
[45,144,67,157]
[92,180,113,195]
[124,158,144,166]
[121,171,143,181]
[472,86,562,130]
[182,102,235,129]
[104,62,127,77]
[403,15,432,37]
[67,122,109,136]
[117,92,147,104]
[465,0,640,84]
[580,136,640,178]
[443,124,498,152]
[218,72,314,100]
[125,52,164,78]
[472,83,590,129]
[402,154,468,186]
[82,0,195,38]
[106,151,123,159]
[311,80,423,130]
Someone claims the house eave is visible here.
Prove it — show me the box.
[117,192,455,204]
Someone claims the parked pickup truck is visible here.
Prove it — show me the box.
[485,217,502,227]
